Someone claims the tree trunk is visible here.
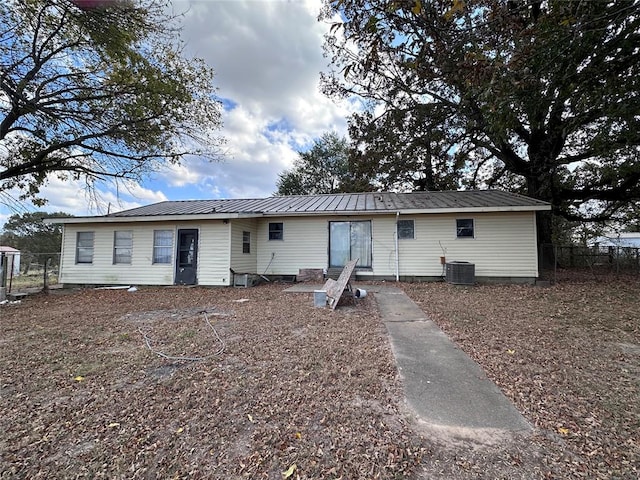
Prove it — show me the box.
[527,171,556,271]
[526,170,555,244]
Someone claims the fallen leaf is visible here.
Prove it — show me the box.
[108,422,120,428]
[74,375,85,382]
[176,427,184,434]
[558,427,570,435]
[282,464,296,478]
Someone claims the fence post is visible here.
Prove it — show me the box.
[43,257,51,294]
[569,245,574,267]
[0,253,6,302]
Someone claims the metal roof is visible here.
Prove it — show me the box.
[106,190,550,218]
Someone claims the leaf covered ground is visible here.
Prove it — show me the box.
[1,273,638,479]
[403,272,639,479]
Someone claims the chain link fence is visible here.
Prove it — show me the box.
[1,252,61,295]
[539,244,640,283]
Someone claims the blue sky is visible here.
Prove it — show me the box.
[0,0,355,224]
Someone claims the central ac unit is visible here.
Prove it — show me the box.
[445,261,475,285]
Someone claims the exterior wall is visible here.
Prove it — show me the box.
[393,212,539,278]
[58,210,539,285]
[255,212,539,279]
[196,220,232,286]
[59,221,231,286]
[229,218,258,274]
[60,222,174,285]
[256,216,335,275]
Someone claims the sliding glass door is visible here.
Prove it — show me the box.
[329,221,372,268]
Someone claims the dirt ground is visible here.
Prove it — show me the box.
[0,273,638,479]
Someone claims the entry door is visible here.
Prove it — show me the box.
[175,229,198,285]
[329,221,372,268]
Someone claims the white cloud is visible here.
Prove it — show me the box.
[1,0,356,227]
[0,175,168,223]
[160,0,356,199]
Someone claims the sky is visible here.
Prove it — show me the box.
[0,0,355,225]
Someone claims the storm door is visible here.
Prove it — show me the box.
[329,221,372,268]
[175,229,198,285]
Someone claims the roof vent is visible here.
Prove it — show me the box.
[445,261,475,285]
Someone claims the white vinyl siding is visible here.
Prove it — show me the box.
[58,210,539,284]
[61,223,173,285]
[257,217,330,275]
[230,218,257,274]
[196,221,231,286]
[255,212,538,279]
[391,212,538,278]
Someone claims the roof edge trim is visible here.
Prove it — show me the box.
[44,213,246,224]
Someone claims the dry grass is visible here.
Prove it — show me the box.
[0,285,422,479]
[404,272,639,479]
[1,274,638,479]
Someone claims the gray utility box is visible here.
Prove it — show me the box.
[313,290,327,308]
[233,273,258,288]
[445,261,475,285]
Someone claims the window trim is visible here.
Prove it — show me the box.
[456,218,475,239]
[113,230,133,264]
[152,229,174,264]
[268,222,284,241]
[397,219,415,240]
[242,231,251,254]
[76,231,94,264]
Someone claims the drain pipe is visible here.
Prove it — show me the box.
[395,211,400,282]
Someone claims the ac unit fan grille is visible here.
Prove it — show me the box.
[445,262,475,285]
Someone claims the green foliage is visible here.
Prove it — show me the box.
[322,0,640,241]
[276,132,373,195]
[348,106,464,191]
[0,0,223,203]
[1,211,72,269]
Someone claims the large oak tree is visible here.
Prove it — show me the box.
[321,0,640,243]
[0,0,223,203]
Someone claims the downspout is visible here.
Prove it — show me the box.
[395,211,400,282]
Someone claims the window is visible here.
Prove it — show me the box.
[242,231,251,253]
[153,230,173,264]
[76,232,94,264]
[456,219,475,238]
[397,219,415,240]
[113,230,133,264]
[269,222,283,240]
[329,221,372,268]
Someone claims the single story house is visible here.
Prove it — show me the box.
[47,190,551,286]
[593,232,640,249]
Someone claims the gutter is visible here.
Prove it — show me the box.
[44,212,252,224]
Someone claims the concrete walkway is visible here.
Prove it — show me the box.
[286,283,531,434]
